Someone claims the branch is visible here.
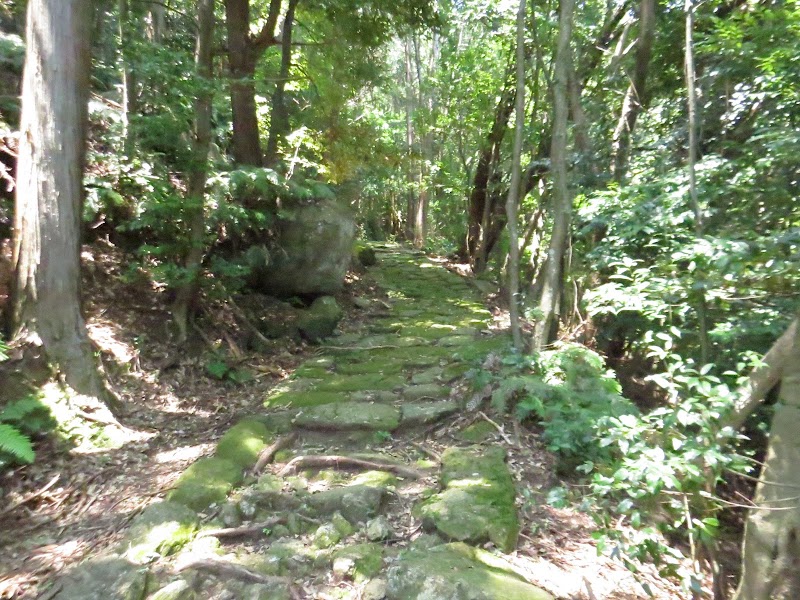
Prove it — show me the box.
[278,455,426,480]
[252,0,283,52]
[723,317,798,432]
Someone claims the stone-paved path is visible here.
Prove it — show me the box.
[48,244,555,600]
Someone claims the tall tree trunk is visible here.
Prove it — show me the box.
[733,317,800,600]
[148,1,165,43]
[465,64,516,270]
[265,0,299,167]
[611,0,656,182]
[12,0,118,413]
[225,0,263,166]
[684,0,710,365]
[506,0,526,351]
[118,0,138,156]
[532,0,574,350]
[403,38,417,242]
[224,0,283,167]
[172,0,215,342]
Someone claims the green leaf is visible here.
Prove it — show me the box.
[0,423,35,464]
[206,360,230,380]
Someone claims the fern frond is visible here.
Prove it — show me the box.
[0,423,35,464]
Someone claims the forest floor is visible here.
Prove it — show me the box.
[0,243,688,600]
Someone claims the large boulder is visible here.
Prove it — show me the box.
[250,199,356,297]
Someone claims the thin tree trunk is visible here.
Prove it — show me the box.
[12,0,118,413]
[404,38,417,241]
[148,1,165,43]
[118,0,138,156]
[532,0,574,350]
[684,0,710,365]
[264,0,299,167]
[506,0,526,352]
[611,0,656,182]
[172,0,215,342]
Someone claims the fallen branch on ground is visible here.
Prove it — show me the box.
[478,411,515,445]
[252,433,297,474]
[0,473,61,517]
[278,455,426,479]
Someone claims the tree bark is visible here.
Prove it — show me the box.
[12,0,118,412]
[172,0,215,342]
[465,63,516,272]
[733,318,800,600]
[506,0,526,352]
[532,0,574,350]
[225,0,263,166]
[118,0,138,156]
[611,0,656,182]
[264,0,299,167]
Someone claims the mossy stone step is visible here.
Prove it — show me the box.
[294,401,401,431]
[386,542,554,600]
[416,446,519,552]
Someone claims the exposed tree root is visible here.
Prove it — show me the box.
[197,516,287,540]
[252,433,297,474]
[176,558,301,599]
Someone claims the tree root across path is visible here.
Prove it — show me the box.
[176,558,302,599]
[252,433,297,474]
[277,455,427,480]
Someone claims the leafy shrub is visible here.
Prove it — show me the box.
[485,343,637,468]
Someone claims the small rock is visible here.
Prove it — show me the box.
[332,511,355,537]
[362,578,388,600]
[313,523,342,549]
[365,516,392,541]
[332,556,356,579]
[148,579,192,600]
[219,502,242,528]
[353,296,372,309]
[307,485,386,525]
[53,558,149,600]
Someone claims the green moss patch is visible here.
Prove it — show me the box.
[265,390,349,408]
[122,501,198,564]
[387,543,553,600]
[216,418,273,469]
[416,446,519,552]
[294,402,401,431]
[333,543,384,581]
[167,457,243,512]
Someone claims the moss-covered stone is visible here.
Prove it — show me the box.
[53,558,150,600]
[349,470,398,489]
[416,446,519,552]
[122,501,198,564]
[306,485,386,525]
[400,400,459,426]
[402,383,449,400]
[297,296,344,342]
[265,389,348,409]
[410,367,443,385]
[311,372,406,394]
[167,457,243,512]
[215,418,273,469]
[294,402,401,431]
[386,543,553,600]
[458,421,497,443]
[333,543,384,581]
[147,579,192,600]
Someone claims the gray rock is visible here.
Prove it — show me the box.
[365,516,392,541]
[313,523,342,549]
[306,485,386,524]
[297,296,344,342]
[386,543,553,600]
[250,199,356,297]
[54,557,149,600]
[148,579,193,600]
[122,502,198,564]
[400,400,459,426]
[363,578,388,600]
